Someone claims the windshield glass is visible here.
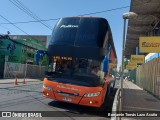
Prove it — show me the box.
[50,17,99,47]
[47,56,105,87]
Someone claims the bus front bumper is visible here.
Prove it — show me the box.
[42,88,103,108]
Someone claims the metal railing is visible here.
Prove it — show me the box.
[3,62,47,79]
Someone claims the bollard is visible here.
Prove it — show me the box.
[23,78,26,84]
[14,78,18,85]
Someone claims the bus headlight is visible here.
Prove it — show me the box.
[43,84,52,91]
[84,92,100,97]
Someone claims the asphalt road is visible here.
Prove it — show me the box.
[0,81,118,120]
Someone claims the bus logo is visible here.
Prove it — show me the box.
[57,85,79,91]
[60,25,78,28]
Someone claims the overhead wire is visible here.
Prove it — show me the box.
[0,18,60,25]
[0,5,130,25]
[0,4,130,37]
[0,3,130,67]
[15,0,53,30]
[9,0,52,30]
[77,5,130,16]
[0,14,47,42]
[0,14,48,49]
[0,14,29,35]
[0,24,17,34]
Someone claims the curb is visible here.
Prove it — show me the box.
[111,88,121,120]
[0,82,43,89]
[0,80,42,84]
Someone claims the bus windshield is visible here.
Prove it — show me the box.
[50,17,108,48]
[47,57,105,87]
[50,17,98,47]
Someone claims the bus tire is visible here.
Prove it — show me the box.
[101,86,112,111]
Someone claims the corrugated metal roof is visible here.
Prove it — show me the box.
[125,0,160,59]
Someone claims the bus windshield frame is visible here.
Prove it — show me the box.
[46,56,105,87]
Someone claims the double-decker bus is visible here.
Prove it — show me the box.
[42,17,117,107]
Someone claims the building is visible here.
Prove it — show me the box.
[124,0,160,60]
[0,35,47,65]
[9,35,51,48]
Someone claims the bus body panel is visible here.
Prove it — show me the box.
[42,17,117,108]
[42,78,110,107]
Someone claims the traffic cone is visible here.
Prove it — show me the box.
[14,78,18,85]
[23,78,26,84]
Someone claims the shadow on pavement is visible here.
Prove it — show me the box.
[48,88,117,118]
[122,88,160,112]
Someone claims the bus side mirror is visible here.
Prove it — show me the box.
[102,56,108,73]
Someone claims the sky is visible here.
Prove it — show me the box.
[0,0,131,68]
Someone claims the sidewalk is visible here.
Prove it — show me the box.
[122,80,160,119]
[0,78,42,84]
[0,78,42,88]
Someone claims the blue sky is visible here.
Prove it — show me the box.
[0,0,131,68]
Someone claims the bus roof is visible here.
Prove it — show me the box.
[48,17,117,60]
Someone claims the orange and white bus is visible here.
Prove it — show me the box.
[42,17,117,107]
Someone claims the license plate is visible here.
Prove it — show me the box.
[62,97,72,102]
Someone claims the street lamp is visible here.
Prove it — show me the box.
[120,12,137,111]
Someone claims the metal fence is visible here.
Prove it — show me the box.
[3,62,47,79]
[127,68,136,83]
[136,58,160,99]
